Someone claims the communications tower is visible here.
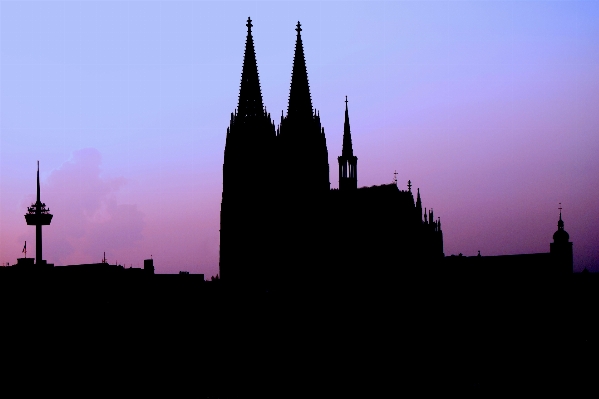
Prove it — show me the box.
[24,162,53,265]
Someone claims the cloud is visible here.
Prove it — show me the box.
[40,148,144,265]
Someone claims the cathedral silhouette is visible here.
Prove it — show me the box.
[3,17,573,287]
[219,18,443,287]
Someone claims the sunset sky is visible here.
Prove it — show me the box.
[1,1,598,274]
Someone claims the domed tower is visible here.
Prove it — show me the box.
[550,205,573,274]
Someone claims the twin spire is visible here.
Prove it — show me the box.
[238,18,314,123]
[237,18,356,192]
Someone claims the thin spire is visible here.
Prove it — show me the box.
[342,96,354,157]
[415,188,422,222]
[36,160,40,203]
[559,202,562,221]
[237,17,264,119]
[558,203,564,229]
[287,21,313,120]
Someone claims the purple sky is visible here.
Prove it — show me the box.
[1,1,598,274]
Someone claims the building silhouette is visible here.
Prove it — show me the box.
[220,19,444,286]
[0,19,586,397]
[550,208,574,273]
[443,209,573,275]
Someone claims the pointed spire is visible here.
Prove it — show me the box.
[415,188,423,222]
[553,203,569,243]
[342,96,354,157]
[558,203,564,229]
[287,21,313,120]
[237,17,264,120]
[36,160,40,203]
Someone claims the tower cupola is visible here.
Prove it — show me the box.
[553,209,570,243]
[550,203,573,274]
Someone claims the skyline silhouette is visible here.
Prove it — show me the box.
[1,2,597,273]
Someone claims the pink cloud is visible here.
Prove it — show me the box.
[38,148,145,265]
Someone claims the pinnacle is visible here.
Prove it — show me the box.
[287,21,313,121]
[342,97,354,158]
[237,17,264,120]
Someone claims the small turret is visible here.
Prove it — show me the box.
[550,204,573,274]
[553,209,569,243]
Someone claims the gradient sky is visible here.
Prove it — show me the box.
[1,1,598,274]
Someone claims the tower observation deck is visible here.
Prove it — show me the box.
[24,162,53,265]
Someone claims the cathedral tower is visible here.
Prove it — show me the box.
[220,18,276,284]
[270,22,331,285]
[277,22,330,194]
[338,97,358,191]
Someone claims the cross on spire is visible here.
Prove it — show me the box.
[287,20,313,119]
[296,21,302,33]
[237,16,264,119]
[407,180,412,192]
[341,96,354,157]
[393,170,398,184]
[558,202,562,220]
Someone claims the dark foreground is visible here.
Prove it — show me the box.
[0,273,597,397]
